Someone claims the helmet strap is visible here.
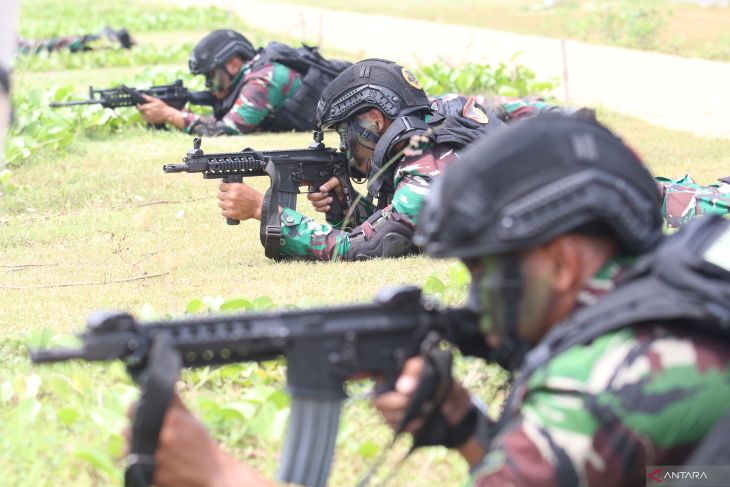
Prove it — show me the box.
[368,115,432,197]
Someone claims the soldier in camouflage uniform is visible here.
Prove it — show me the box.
[657,174,730,228]
[138,29,348,136]
[373,115,730,486]
[441,93,730,230]
[219,58,502,261]
[123,115,730,487]
[436,93,597,123]
[16,26,134,54]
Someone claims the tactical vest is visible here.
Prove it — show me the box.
[213,42,350,131]
[499,215,730,443]
[369,96,504,205]
[235,42,352,132]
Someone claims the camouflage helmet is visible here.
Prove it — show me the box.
[415,115,664,258]
[316,58,430,129]
[188,29,256,75]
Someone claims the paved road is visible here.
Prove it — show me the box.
[169,0,730,139]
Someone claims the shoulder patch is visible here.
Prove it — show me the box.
[463,96,489,124]
[704,223,730,271]
[401,67,422,89]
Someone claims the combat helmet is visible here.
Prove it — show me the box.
[316,58,430,129]
[416,115,663,371]
[188,29,257,75]
[416,115,664,258]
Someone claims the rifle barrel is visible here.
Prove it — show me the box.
[49,99,101,107]
[30,348,86,363]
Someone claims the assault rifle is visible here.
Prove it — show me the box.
[31,286,481,487]
[163,131,355,258]
[49,80,216,129]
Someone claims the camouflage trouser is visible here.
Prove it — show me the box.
[657,175,730,228]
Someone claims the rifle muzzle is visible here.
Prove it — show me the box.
[30,347,87,363]
[162,164,188,173]
[49,100,100,108]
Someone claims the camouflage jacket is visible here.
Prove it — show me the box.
[435,95,576,123]
[469,257,730,487]
[277,143,459,261]
[656,174,730,228]
[182,61,302,136]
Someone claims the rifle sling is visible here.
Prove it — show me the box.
[125,336,181,487]
[261,158,283,260]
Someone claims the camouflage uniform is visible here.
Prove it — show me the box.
[17,35,94,54]
[435,94,571,123]
[278,143,459,261]
[182,61,302,136]
[469,256,730,486]
[656,174,730,228]
[16,28,132,54]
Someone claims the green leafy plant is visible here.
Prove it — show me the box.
[423,262,471,305]
[417,58,558,99]
[562,0,670,51]
[5,67,209,168]
[19,4,238,38]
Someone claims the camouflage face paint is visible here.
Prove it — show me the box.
[335,115,380,175]
[468,253,551,344]
[467,256,514,336]
[517,263,554,339]
[205,68,225,92]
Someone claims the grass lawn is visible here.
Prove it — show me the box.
[285,0,730,62]
[3,0,729,485]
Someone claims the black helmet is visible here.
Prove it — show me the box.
[188,29,256,75]
[416,115,664,258]
[316,58,430,129]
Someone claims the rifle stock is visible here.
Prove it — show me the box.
[30,286,481,487]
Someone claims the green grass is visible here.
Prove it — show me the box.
[287,0,730,61]
[4,0,730,485]
[3,106,727,485]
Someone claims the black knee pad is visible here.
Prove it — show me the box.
[345,213,417,260]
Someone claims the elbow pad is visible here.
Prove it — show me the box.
[345,211,417,260]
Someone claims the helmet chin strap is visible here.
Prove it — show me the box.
[367,115,432,198]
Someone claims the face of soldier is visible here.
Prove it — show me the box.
[205,68,229,99]
[335,113,380,176]
[466,252,556,348]
[204,56,246,99]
